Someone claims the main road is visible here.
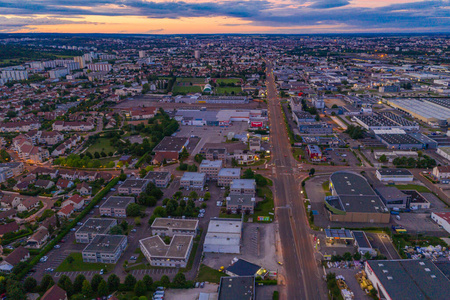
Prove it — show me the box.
[265,61,327,300]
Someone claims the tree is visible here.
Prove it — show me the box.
[110,225,124,235]
[189,191,198,200]
[58,275,73,296]
[143,275,153,290]
[94,152,100,158]
[126,203,142,217]
[6,280,25,300]
[353,252,362,260]
[97,280,108,297]
[23,277,37,293]
[173,272,187,287]
[6,110,17,118]
[124,274,137,291]
[107,274,120,293]
[160,275,171,288]
[67,255,75,265]
[73,274,86,292]
[135,216,142,226]
[134,280,147,296]
[179,147,189,160]
[82,280,92,297]
[343,252,353,261]
[364,251,372,260]
[243,168,255,179]
[91,274,103,292]
[309,168,316,176]
[204,192,211,201]
[379,154,387,163]
[40,274,54,292]
[119,171,127,181]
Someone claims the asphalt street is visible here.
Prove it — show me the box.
[265,62,327,300]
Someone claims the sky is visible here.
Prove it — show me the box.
[0,0,450,34]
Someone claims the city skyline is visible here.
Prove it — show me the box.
[1,0,450,34]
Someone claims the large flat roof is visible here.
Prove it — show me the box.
[207,218,243,234]
[76,218,116,235]
[119,179,148,189]
[330,172,376,196]
[389,99,450,121]
[181,172,206,181]
[230,179,256,190]
[352,231,372,249]
[144,171,170,181]
[151,218,199,231]
[377,168,413,177]
[153,136,188,152]
[218,168,241,177]
[367,260,450,300]
[200,160,223,168]
[226,259,262,276]
[83,234,126,253]
[100,196,135,209]
[218,276,255,300]
[139,235,193,259]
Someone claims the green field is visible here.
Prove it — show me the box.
[86,137,116,154]
[197,264,228,284]
[395,184,431,193]
[172,85,202,94]
[216,78,241,84]
[177,77,206,84]
[216,87,242,95]
[56,253,115,272]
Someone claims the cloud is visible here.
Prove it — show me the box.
[308,0,350,9]
[0,0,449,32]
[0,16,98,32]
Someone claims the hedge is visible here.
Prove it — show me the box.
[1,229,33,245]
[17,177,119,279]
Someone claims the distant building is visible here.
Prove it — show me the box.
[100,196,135,218]
[376,168,413,182]
[226,195,256,214]
[205,148,227,162]
[139,235,193,268]
[180,172,206,189]
[433,166,450,181]
[431,212,450,234]
[75,218,117,243]
[118,179,149,195]
[218,168,241,187]
[152,137,189,164]
[82,234,127,264]
[41,285,68,300]
[144,171,171,188]
[375,187,409,209]
[325,171,389,223]
[365,260,450,300]
[306,144,322,161]
[199,160,223,180]
[218,276,255,300]
[352,231,376,256]
[230,179,256,196]
[151,218,199,237]
[204,218,242,254]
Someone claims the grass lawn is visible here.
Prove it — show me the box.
[197,264,228,284]
[172,85,202,94]
[216,78,241,84]
[322,180,331,196]
[395,184,431,193]
[254,185,274,222]
[177,77,206,84]
[56,253,115,272]
[293,147,306,162]
[215,87,242,95]
[87,137,116,154]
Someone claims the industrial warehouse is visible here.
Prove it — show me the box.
[387,98,450,126]
[325,171,390,223]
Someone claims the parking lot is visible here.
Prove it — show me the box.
[323,148,360,167]
[394,213,448,236]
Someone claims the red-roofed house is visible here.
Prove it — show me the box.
[57,204,74,218]
[0,221,19,237]
[41,284,68,300]
[56,178,74,190]
[62,194,84,210]
[0,246,30,273]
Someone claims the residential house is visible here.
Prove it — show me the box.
[0,246,30,273]
[41,284,68,300]
[57,204,74,218]
[77,182,91,195]
[16,198,40,213]
[56,178,74,190]
[34,179,54,189]
[62,194,85,210]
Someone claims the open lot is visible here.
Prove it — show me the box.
[202,222,280,274]
[216,86,243,95]
[326,268,371,300]
[367,232,401,260]
[323,148,359,166]
[176,122,249,156]
[86,137,116,154]
[393,213,448,236]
